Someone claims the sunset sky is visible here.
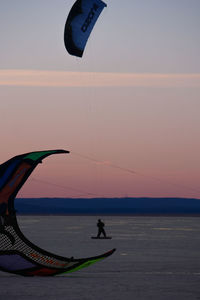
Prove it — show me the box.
[0,0,200,198]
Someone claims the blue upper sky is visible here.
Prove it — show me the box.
[0,0,200,73]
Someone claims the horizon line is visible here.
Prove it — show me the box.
[16,196,200,200]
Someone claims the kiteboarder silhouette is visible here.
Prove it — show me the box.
[97,219,107,238]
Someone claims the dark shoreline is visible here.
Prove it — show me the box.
[16,197,200,216]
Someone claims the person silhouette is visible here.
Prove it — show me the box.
[97,219,106,238]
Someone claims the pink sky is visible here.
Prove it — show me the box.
[0,70,199,199]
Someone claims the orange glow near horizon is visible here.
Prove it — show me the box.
[0,70,200,88]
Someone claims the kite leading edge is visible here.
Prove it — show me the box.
[0,150,115,276]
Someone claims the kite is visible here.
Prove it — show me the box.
[64,0,107,57]
[0,150,115,276]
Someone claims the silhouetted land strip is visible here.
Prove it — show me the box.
[16,197,200,215]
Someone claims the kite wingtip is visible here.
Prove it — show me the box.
[64,150,70,154]
[56,149,70,154]
[106,248,116,256]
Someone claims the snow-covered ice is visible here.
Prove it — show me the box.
[1,215,200,300]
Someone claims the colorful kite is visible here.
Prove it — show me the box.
[0,150,115,276]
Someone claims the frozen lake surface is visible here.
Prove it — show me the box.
[1,215,200,300]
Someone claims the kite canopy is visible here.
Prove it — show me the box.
[0,150,115,276]
[0,150,69,217]
[64,0,107,57]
